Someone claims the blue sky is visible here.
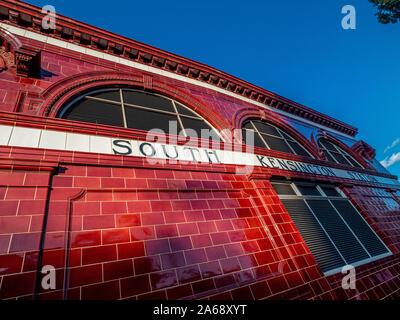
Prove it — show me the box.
[29,0,400,177]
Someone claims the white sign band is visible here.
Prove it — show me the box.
[0,124,398,187]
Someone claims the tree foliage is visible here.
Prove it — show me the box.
[369,0,400,23]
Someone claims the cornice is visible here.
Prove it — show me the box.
[0,0,358,137]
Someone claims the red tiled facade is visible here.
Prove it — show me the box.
[0,0,399,300]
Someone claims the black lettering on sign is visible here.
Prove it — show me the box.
[162,145,179,159]
[112,139,132,155]
[256,155,269,167]
[286,160,298,171]
[139,142,156,157]
[205,149,220,164]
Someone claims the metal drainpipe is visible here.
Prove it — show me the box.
[33,166,58,300]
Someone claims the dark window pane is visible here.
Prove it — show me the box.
[306,199,370,264]
[320,187,341,197]
[242,121,254,130]
[271,183,296,195]
[331,152,351,166]
[287,141,311,158]
[296,185,321,196]
[62,99,124,127]
[345,155,362,168]
[175,103,199,117]
[242,129,266,149]
[125,106,178,133]
[262,135,293,154]
[319,139,337,152]
[322,150,336,163]
[280,130,295,141]
[181,117,220,141]
[331,200,389,257]
[252,121,280,137]
[87,90,121,102]
[280,199,345,273]
[123,90,174,112]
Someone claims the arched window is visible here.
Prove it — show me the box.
[58,88,221,141]
[318,138,362,168]
[242,119,313,158]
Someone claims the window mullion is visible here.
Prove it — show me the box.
[251,121,270,150]
[119,89,128,128]
[172,100,186,137]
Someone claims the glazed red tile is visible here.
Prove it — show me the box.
[82,245,117,265]
[224,243,244,257]
[117,242,145,259]
[166,284,193,300]
[101,202,127,214]
[151,200,172,212]
[120,274,151,298]
[238,254,258,269]
[0,272,35,299]
[0,253,24,275]
[184,248,207,265]
[134,256,161,274]
[17,200,46,215]
[150,270,178,290]
[69,264,102,288]
[198,221,217,233]
[0,235,10,254]
[177,223,198,236]
[0,216,30,234]
[210,232,230,245]
[205,246,226,261]
[115,214,141,228]
[156,224,179,238]
[231,286,254,300]
[81,280,120,300]
[141,212,165,225]
[199,261,222,279]
[177,265,201,284]
[145,239,170,255]
[10,233,41,252]
[191,234,212,248]
[101,178,125,188]
[191,278,216,295]
[220,257,241,274]
[104,260,134,281]
[203,209,222,221]
[102,228,130,245]
[169,236,192,252]
[70,231,101,248]
[130,226,155,241]
[5,188,36,200]
[83,215,115,230]
[161,252,186,269]
[164,211,186,224]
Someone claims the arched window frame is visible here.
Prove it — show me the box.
[317,135,368,169]
[58,87,224,141]
[235,110,321,159]
[242,118,314,158]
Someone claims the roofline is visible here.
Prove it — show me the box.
[0,0,359,137]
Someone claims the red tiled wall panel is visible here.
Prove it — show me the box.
[0,169,51,300]
[1,164,400,300]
